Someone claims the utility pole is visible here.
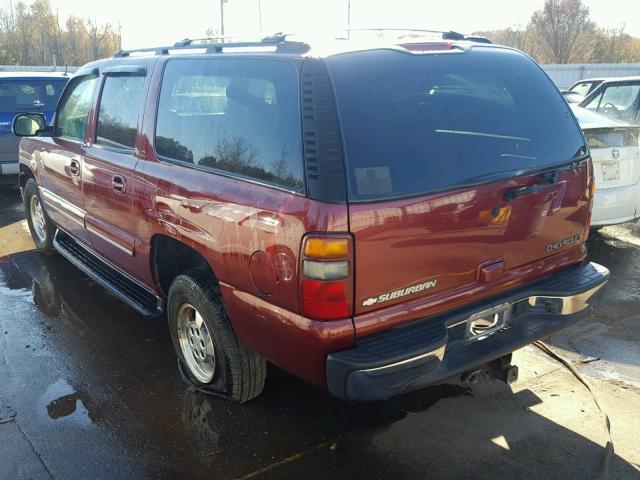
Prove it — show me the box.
[347,0,351,39]
[258,0,263,38]
[220,0,225,40]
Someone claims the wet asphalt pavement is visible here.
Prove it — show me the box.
[1,186,639,480]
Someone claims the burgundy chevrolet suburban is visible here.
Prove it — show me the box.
[14,33,609,403]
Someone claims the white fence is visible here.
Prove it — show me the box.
[542,63,640,89]
[1,63,639,90]
[0,65,78,73]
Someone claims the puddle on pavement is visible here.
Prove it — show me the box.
[0,256,33,293]
[41,378,95,427]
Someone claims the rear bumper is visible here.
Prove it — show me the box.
[591,183,640,226]
[326,262,609,401]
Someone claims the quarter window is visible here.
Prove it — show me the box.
[55,76,97,141]
[155,58,304,192]
[96,75,145,150]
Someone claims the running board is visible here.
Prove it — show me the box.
[53,230,164,317]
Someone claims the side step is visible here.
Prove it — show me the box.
[53,230,164,317]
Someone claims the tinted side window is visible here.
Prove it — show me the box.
[96,76,145,150]
[155,58,303,192]
[56,76,97,141]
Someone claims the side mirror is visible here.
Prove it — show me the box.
[12,113,49,137]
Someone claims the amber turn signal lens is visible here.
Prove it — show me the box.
[304,238,349,259]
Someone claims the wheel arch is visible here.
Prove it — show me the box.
[18,164,36,189]
[150,234,220,297]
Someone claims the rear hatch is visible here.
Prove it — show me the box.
[572,107,640,189]
[326,46,591,326]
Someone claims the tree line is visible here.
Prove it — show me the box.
[0,0,121,67]
[0,0,638,67]
[475,0,640,64]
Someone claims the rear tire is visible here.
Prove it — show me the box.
[23,178,57,256]
[168,269,266,403]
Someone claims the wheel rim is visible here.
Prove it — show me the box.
[177,303,216,383]
[30,195,47,243]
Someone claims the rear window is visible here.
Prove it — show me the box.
[326,48,586,201]
[0,79,66,112]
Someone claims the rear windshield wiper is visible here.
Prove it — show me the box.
[457,169,529,186]
[458,147,589,187]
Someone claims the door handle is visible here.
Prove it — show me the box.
[69,159,80,177]
[112,176,126,193]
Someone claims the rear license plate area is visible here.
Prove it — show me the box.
[465,303,511,342]
[601,161,620,182]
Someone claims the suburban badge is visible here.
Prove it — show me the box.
[362,279,438,307]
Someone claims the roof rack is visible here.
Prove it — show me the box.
[113,33,310,58]
[340,28,491,44]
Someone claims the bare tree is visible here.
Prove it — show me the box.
[529,0,596,63]
[590,26,627,63]
[475,27,535,54]
[0,0,121,66]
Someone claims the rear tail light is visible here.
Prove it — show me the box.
[303,238,349,259]
[300,235,353,321]
[303,260,349,280]
[585,167,596,241]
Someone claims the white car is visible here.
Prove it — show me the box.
[572,106,640,228]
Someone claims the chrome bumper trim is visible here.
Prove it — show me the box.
[358,344,446,374]
[361,282,605,375]
[526,283,606,315]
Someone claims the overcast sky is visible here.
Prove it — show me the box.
[6,0,640,49]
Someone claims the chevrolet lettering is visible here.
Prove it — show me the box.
[546,234,583,253]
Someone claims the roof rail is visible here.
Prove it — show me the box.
[113,33,310,58]
[341,28,491,44]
